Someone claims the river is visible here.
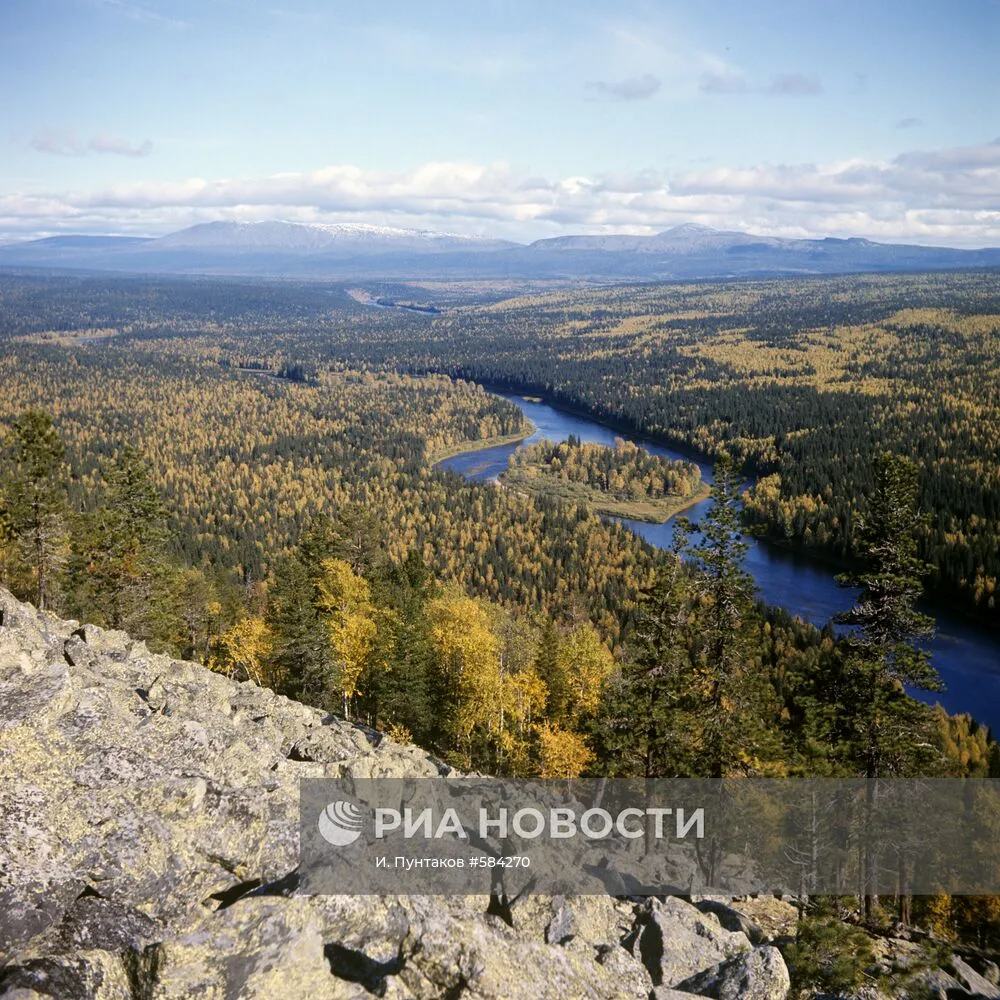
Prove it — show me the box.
[438,392,1000,731]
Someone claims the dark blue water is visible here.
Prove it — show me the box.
[439,393,1000,730]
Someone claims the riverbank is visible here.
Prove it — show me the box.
[500,467,711,523]
[426,423,536,465]
[347,288,443,314]
[465,378,718,475]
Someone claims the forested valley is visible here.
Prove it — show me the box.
[2,270,1000,954]
[8,268,994,620]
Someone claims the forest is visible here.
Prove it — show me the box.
[2,269,1000,956]
[503,436,706,521]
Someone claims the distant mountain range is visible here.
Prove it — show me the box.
[2,220,998,282]
[154,220,518,253]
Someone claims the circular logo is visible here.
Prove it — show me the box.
[318,800,365,846]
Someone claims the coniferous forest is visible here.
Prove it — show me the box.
[3,269,1000,951]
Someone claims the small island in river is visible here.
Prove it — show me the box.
[501,436,710,522]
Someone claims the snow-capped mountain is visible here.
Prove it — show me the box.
[154,220,518,253]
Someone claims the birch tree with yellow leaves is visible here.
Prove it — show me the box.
[316,557,382,719]
[214,615,274,687]
[426,589,503,764]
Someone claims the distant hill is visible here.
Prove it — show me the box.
[527,223,789,254]
[524,224,1000,274]
[1,220,998,281]
[0,234,153,253]
[10,235,154,249]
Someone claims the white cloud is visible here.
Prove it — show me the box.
[766,73,822,96]
[87,134,154,157]
[4,139,1000,247]
[699,71,822,97]
[698,72,749,95]
[586,74,661,101]
[31,130,153,158]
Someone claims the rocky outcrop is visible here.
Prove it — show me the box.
[625,897,752,989]
[0,588,794,998]
[950,956,1000,999]
[674,946,790,1000]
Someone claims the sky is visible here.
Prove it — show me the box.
[1,0,998,245]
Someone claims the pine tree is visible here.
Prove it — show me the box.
[534,620,568,724]
[299,503,388,577]
[833,453,941,922]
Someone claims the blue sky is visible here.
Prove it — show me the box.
[1,0,998,244]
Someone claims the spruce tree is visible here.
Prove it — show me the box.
[267,556,337,707]
[365,552,438,743]
[680,452,771,778]
[5,410,67,610]
[599,557,695,778]
[71,446,169,635]
[834,453,941,778]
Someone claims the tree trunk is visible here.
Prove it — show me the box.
[34,497,47,610]
[863,776,881,923]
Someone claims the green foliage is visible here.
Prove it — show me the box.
[1,276,997,949]
[679,454,777,777]
[836,454,939,687]
[362,551,440,744]
[267,556,337,707]
[782,910,877,995]
[834,454,941,778]
[299,504,389,579]
[3,409,68,609]
[5,269,1000,620]
[598,456,782,780]
[598,558,696,778]
[0,344,659,643]
[69,446,169,637]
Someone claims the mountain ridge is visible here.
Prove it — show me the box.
[2,220,998,281]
